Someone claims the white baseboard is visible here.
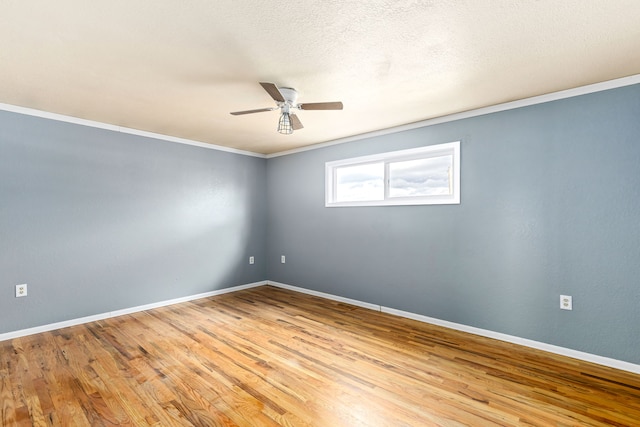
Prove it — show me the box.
[267,281,640,375]
[0,281,267,342]
[269,281,381,311]
[3,279,638,375]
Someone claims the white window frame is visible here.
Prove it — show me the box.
[325,141,460,207]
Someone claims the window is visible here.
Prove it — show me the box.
[325,141,460,207]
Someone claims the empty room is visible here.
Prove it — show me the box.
[1,1,640,426]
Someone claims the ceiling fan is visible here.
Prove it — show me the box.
[230,82,343,134]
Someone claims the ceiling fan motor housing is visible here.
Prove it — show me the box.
[278,87,298,106]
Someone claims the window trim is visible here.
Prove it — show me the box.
[325,141,460,207]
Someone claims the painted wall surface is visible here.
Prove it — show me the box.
[266,84,640,364]
[0,111,267,333]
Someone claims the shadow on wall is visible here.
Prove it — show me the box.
[0,113,266,333]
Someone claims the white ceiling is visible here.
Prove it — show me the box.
[1,1,639,155]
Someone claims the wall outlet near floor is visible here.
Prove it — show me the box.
[16,284,28,298]
[560,295,572,310]
[281,255,286,264]
[249,256,255,265]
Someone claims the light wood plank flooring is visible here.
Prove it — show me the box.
[2,285,640,426]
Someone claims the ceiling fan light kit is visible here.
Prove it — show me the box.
[231,82,343,134]
[278,112,293,135]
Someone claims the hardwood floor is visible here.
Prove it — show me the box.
[2,285,639,426]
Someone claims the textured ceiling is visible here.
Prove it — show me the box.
[1,1,639,155]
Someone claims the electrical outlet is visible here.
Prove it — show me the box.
[281,255,286,264]
[249,256,255,265]
[16,284,28,298]
[560,295,572,310]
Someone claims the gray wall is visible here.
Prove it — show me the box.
[1,111,267,333]
[266,84,640,365]
[3,84,639,365]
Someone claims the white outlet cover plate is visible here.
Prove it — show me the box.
[560,295,572,310]
[16,284,28,297]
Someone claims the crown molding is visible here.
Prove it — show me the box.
[267,74,640,158]
[3,73,638,160]
[0,102,266,159]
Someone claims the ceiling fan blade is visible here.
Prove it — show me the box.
[298,101,343,110]
[259,82,285,102]
[230,107,276,115]
[290,113,304,130]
